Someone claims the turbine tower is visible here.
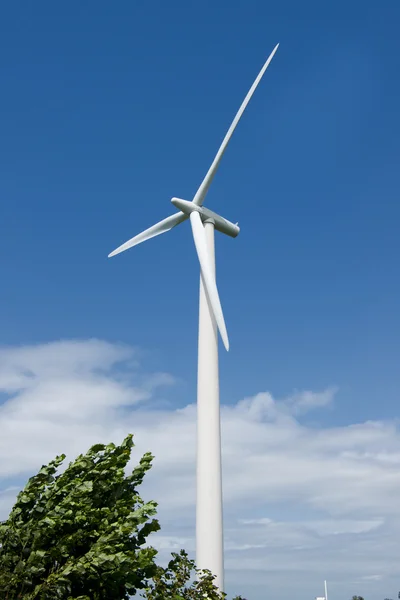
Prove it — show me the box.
[108,43,279,591]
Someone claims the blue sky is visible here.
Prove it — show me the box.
[1,2,400,599]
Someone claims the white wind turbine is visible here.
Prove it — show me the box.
[108,43,279,591]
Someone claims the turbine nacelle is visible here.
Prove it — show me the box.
[171,198,240,238]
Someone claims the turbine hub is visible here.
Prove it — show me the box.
[171,198,239,238]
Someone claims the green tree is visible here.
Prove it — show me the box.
[352,596,365,600]
[0,435,244,600]
[142,549,247,599]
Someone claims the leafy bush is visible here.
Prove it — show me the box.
[0,435,245,600]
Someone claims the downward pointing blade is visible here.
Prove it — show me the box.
[189,211,229,351]
[193,43,279,207]
[108,212,188,257]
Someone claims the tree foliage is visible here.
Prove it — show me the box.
[143,549,246,599]
[0,435,245,600]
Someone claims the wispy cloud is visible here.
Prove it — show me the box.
[0,339,399,600]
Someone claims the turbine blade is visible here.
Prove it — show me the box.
[108,212,188,257]
[189,211,229,351]
[193,43,279,207]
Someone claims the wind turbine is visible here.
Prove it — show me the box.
[108,43,279,591]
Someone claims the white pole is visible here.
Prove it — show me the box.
[196,219,224,591]
[324,580,328,600]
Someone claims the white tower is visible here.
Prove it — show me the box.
[108,44,279,590]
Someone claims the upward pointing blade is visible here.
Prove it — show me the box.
[193,43,279,207]
[108,212,188,257]
[189,211,229,351]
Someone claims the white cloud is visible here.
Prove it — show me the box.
[286,388,337,414]
[0,486,20,519]
[0,339,399,600]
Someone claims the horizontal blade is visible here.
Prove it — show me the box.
[189,211,229,351]
[108,212,188,257]
[193,43,279,207]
